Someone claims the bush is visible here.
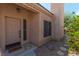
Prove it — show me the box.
[64,13,79,53]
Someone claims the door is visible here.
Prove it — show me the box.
[6,17,21,45]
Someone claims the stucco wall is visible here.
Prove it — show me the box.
[0,3,55,50]
[38,12,55,46]
[28,13,40,45]
[28,11,55,46]
[0,7,1,47]
[0,5,6,51]
[0,4,35,50]
[51,3,64,40]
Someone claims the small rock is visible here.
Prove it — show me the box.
[57,51,64,56]
[60,47,67,51]
[64,44,68,47]
[47,45,55,50]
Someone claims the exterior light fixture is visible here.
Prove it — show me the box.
[16,7,20,13]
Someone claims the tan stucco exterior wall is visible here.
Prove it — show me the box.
[0,3,55,53]
[38,12,55,46]
[0,4,39,51]
[0,6,1,47]
[0,5,2,47]
[0,5,6,52]
[28,13,40,45]
[28,12,55,46]
[51,3,64,40]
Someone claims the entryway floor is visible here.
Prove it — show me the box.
[4,43,37,56]
[35,38,68,56]
[4,35,69,56]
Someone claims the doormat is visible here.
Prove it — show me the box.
[8,45,22,53]
[6,42,22,53]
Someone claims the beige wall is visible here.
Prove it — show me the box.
[0,5,6,51]
[38,12,55,46]
[28,13,40,45]
[0,4,36,51]
[0,3,44,49]
[0,5,2,47]
[51,3,64,40]
[0,3,55,52]
[28,12,55,46]
[0,6,1,47]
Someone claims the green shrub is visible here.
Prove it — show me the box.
[64,13,79,53]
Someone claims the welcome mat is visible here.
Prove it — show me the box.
[8,46,22,53]
[6,42,22,53]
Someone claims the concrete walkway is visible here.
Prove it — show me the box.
[35,38,69,56]
[4,35,69,56]
[4,43,37,56]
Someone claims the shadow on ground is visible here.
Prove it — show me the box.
[34,38,69,56]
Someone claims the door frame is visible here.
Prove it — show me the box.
[5,16,28,50]
[21,18,28,46]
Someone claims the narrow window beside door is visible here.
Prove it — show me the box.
[23,19,27,40]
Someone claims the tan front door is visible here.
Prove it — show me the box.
[6,17,21,45]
